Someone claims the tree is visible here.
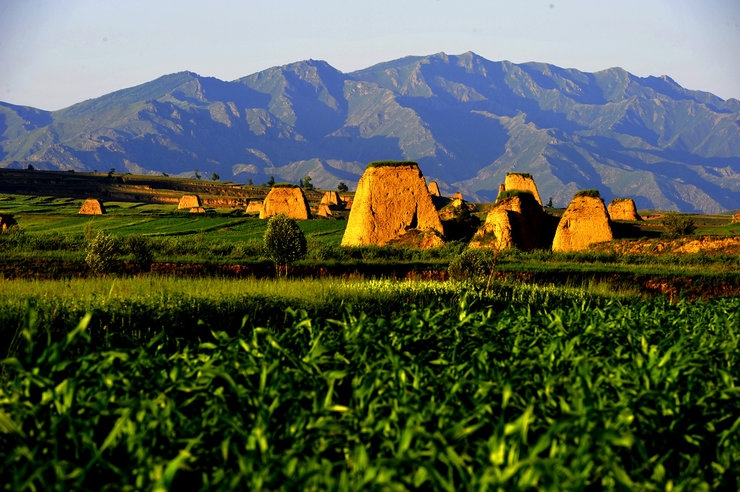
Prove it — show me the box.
[125,234,153,273]
[108,168,116,178]
[662,212,696,237]
[302,175,314,190]
[194,169,201,180]
[85,231,119,276]
[263,214,307,277]
[267,176,275,187]
[448,248,498,291]
[211,172,220,181]
[337,182,349,192]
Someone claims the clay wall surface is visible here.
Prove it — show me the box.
[552,195,613,252]
[470,193,553,251]
[341,163,443,247]
[504,174,542,205]
[260,187,311,220]
[178,195,201,209]
[608,198,641,221]
[245,200,263,214]
[79,199,106,215]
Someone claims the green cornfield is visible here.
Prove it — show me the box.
[1,280,739,490]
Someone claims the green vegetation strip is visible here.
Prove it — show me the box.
[1,279,739,489]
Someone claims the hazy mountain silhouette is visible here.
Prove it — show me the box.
[2,51,739,212]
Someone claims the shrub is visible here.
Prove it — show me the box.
[85,231,119,276]
[366,160,418,169]
[0,225,26,248]
[263,214,308,276]
[662,212,696,237]
[124,235,153,271]
[448,248,497,284]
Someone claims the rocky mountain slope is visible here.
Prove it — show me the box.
[2,51,739,212]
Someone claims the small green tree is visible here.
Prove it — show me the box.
[337,182,349,192]
[85,231,118,276]
[267,176,275,187]
[263,214,307,277]
[662,212,696,237]
[302,175,314,190]
[211,172,220,181]
[125,234,153,272]
[448,248,498,291]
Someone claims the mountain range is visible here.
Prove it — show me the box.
[2,51,739,212]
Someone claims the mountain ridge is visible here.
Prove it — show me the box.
[2,51,739,212]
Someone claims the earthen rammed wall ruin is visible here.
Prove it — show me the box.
[260,186,312,220]
[552,195,613,252]
[503,173,543,206]
[608,198,642,221]
[177,195,201,210]
[79,199,106,215]
[341,162,443,247]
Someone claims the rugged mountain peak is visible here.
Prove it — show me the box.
[2,52,739,213]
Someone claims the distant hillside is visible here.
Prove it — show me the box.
[2,51,739,212]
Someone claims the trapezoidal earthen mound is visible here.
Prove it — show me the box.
[79,199,106,215]
[319,191,343,207]
[608,198,642,221]
[502,172,543,206]
[178,195,201,210]
[316,191,346,217]
[341,161,444,247]
[259,185,312,220]
[470,192,554,251]
[552,191,613,252]
[245,200,263,215]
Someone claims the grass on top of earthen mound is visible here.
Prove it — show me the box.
[271,183,300,188]
[495,189,535,203]
[574,189,601,198]
[366,160,419,169]
[505,171,533,179]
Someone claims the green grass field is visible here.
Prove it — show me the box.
[0,194,347,245]
[1,280,738,490]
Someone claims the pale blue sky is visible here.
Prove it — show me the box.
[1,0,739,110]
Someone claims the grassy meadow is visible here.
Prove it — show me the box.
[2,191,740,489]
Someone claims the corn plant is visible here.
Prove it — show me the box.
[1,295,739,490]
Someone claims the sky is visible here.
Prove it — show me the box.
[1,0,739,111]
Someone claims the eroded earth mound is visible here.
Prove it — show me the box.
[553,193,613,252]
[178,195,201,210]
[608,198,642,221]
[470,192,553,251]
[79,199,106,215]
[503,173,543,206]
[260,186,312,220]
[341,162,443,247]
